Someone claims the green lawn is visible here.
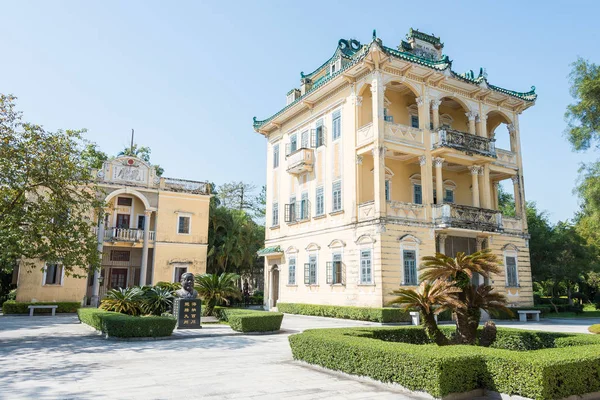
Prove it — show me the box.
[546,304,600,319]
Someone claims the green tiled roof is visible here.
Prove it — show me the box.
[257,246,283,256]
[253,29,537,131]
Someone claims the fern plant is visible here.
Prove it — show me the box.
[142,287,174,316]
[100,287,144,316]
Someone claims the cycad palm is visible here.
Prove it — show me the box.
[388,280,463,346]
[195,273,241,316]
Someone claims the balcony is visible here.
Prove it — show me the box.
[432,128,496,158]
[432,204,502,232]
[286,148,314,174]
[93,227,156,242]
[494,149,518,169]
[384,122,424,147]
[387,201,427,223]
[356,122,374,147]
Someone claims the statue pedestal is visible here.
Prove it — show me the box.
[173,298,202,329]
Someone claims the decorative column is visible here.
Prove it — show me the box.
[470,166,481,207]
[431,99,441,130]
[492,181,500,210]
[507,124,517,152]
[418,155,433,207]
[482,164,492,209]
[512,175,521,217]
[438,233,448,255]
[371,71,387,218]
[91,214,105,307]
[140,210,152,286]
[467,111,477,136]
[480,113,488,138]
[434,157,445,204]
[354,155,363,222]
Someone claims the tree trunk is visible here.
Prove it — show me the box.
[455,308,480,345]
[568,283,573,306]
[422,312,449,346]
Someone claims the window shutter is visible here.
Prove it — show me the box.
[304,263,310,284]
[284,204,291,223]
[310,129,317,148]
[326,262,333,284]
[414,184,422,204]
[506,257,517,286]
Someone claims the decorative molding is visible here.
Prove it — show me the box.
[356,96,363,107]
[511,175,520,184]
[418,155,427,166]
[356,155,363,165]
[466,110,478,121]
[328,239,346,248]
[416,97,424,107]
[469,165,482,175]
[305,242,321,251]
[398,234,422,244]
[431,99,441,110]
[433,157,445,168]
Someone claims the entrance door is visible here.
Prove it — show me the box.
[116,214,130,229]
[109,268,128,289]
[271,267,280,307]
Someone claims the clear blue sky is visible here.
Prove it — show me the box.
[2,1,598,222]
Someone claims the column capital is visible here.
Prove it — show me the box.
[416,96,425,107]
[507,123,516,134]
[144,209,153,216]
[469,165,482,175]
[355,96,363,107]
[466,110,478,121]
[511,175,520,184]
[371,145,387,158]
[356,155,363,165]
[493,181,500,189]
[433,157,445,167]
[437,233,448,242]
[431,99,441,110]
[418,155,427,166]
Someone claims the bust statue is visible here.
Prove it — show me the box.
[175,272,198,299]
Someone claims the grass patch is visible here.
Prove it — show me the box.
[78,308,176,338]
[289,326,600,399]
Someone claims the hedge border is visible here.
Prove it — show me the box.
[2,300,81,314]
[215,307,284,332]
[289,327,600,399]
[276,302,411,323]
[77,308,176,338]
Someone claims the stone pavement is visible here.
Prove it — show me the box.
[0,314,595,400]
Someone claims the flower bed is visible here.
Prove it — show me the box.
[276,302,411,323]
[214,308,284,332]
[78,308,176,338]
[289,326,600,399]
[2,300,80,314]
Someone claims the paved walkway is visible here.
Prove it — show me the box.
[0,314,595,400]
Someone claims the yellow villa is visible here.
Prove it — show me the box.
[254,29,536,310]
[15,155,211,305]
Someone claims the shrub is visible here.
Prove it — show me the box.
[480,321,497,347]
[2,300,80,314]
[276,302,410,323]
[78,308,176,338]
[215,307,283,332]
[100,287,144,316]
[589,324,600,334]
[289,327,600,399]
[141,287,174,316]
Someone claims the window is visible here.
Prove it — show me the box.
[330,58,341,75]
[360,250,372,284]
[117,197,132,206]
[137,215,145,230]
[314,120,325,147]
[43,263,63,285]
[506,255,518,287]
[413,184,422,204]
[332,180,342,212]
[272,202,279,226]
[411,115,419,128]
[304,255,317,285]
[273,144,280,168]
[290,134,298,153]
[327,253,343,285]
[178,215,191,234]
[299,192,309,221]
[288,257,296,285]
[384,108,393,123]
[332,110,341,140]
[116,214,130,229]
[285,197,296,223]
[403,250,417,285]
[174,265,188,283]
[301,130,309,149]
[385,180,391,202]
[315,186,324,216]
[444,189,454,203]
[110,250,130,262]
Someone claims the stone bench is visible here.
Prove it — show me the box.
[28,305,58,317]
[517,310,540,322]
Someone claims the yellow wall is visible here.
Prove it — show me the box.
[152,244,207,284]
[155,194,210,244]
[16,261,88,303]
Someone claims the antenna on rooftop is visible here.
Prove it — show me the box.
[130,129,134,154]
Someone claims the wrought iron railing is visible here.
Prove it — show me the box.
[432,128,496,157]
[432,204,502,232]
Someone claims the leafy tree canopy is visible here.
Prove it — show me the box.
[565,58,600,151]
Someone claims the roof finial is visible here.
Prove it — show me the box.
[372,29,377,40]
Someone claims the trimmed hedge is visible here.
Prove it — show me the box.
[215,307,283,332]
[77,308,176,338]
[289,327,600,399]
[590,324,600,334]
[2,300,81,314]
[276,302,410,323]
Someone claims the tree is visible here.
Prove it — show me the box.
[0,94,102,277]
[194,273,241,316]
[81,143,108,169]
[119,143,164,176]
[565,58,600,152]
[217,181,265,219]
[388,280,462,346]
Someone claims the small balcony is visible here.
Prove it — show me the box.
[494,148,518,169]
[93,227,156,242]
[432,204,502,232]
[432,128,496,158]
[286,148,314,174]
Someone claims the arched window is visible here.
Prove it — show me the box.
[399,235,421,286]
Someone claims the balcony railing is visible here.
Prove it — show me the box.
[286,148,314,174]
[384,122,424,147]
[93,227,156,242]
[502,216,523,233]
[495,149,518,169]
[432,204,502,232]
[356,122,374,147]
[387,201,427,222]
[432,128,496,157]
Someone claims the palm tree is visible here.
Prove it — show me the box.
[195,273,241,316]
[419,250,505,344]
[461,284,513,334]
[388,280,463,346]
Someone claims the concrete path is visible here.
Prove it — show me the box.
[0,314,595,400]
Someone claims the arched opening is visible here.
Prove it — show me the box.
[436,96,470,132]
[270,264,280,308]
[383,81,420,127]
[487,110,514,151]
[358,83,373,128]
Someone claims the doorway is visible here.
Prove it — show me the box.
[109,268,128,289]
